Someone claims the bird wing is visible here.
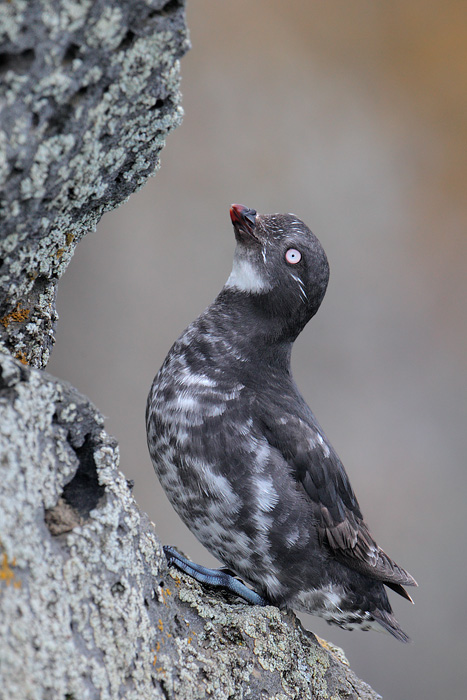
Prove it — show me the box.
[259,406,417,592]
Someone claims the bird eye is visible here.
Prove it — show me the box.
[285,248,301,265]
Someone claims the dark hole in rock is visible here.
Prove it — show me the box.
[63,43,80,65]
[150,98,165,111]
[44,102,75,137]
[74,85,89,100]
[0,48,35,75]
[152,0,181,18]
[118,29,136,51]
[62,434,105,518]
[159,679,171,700]
[33,274,51,294]
[99,131,114,147]
[164,0,181,13]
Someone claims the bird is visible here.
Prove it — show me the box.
[146,203,417,642]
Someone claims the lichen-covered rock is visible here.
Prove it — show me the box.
[0,0,189,367]
[0,350,381,699]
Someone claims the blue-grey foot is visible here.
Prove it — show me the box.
[163,546,268,606]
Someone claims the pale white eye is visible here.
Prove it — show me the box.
[285,248,301,264]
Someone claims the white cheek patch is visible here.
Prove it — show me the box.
[225,255,270,293]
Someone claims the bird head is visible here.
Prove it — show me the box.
[225,204,330,339]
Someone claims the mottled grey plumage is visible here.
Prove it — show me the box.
[146,204,417,642]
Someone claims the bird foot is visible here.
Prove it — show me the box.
[163,545,267,606]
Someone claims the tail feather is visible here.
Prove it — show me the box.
[385,580,414,603]
[373,610,411,643]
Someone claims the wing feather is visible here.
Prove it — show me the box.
[259,408,417,591]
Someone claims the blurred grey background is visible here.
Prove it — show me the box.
[48,2,467,698]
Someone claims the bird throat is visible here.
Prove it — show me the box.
[225,252,270,294]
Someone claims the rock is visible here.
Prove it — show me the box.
[0,0,189,367]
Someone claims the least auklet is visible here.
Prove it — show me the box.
[146,204,417,641]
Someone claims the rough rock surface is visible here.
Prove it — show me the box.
[0,0,188,367]
[0,351,381,699]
